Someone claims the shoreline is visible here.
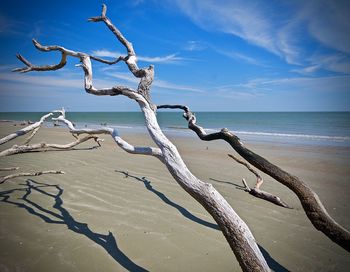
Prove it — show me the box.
[1,111,350,148]
[0,122,350,271]
[4,119,350,149]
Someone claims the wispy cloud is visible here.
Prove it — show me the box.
[92,49,184,64]
[292,54,350,75]
[184,40,206,51]
[292,65,320,75]
[169,0,350,74]
[213,84,262,99]
[171,0,279,55]
[0,70,118,90]
[153,78,203,93]
[104,69,203,93]
[235,75,350,93]
[214,48,263,66]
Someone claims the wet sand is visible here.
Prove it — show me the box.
[0,122,349,271]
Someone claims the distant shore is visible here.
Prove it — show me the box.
[0,121,350,271]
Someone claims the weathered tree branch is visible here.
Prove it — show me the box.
[157,104,350,252]
[228,154,292,209]
[0,170,64,184]
[0,112,53,145]
[13,5,272,271]
[52,114,163,159]
[0,135,101,157]
[13,4,155,109]
[87,4,155,109]
[0,167,19,171]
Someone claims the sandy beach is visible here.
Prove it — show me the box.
[0,122,349,272]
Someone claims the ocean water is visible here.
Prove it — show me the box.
[1,112,350,147]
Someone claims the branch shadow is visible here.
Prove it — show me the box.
[115,171,289,271]
[209,177,246,190]
[259,246,290,272]
[0,179,148,272]
[210,179,290,271]
[115,170,219,231]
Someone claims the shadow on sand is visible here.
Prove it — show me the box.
[115,170,219,231]
[116,170,290,272]
[209,177,246,190]
[0,179,148,272]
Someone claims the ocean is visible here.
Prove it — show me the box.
[1,112,350,147]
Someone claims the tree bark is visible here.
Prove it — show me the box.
[157,104,350,252]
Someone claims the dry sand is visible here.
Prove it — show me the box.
[0,122,349,271]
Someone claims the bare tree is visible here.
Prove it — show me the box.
[157,104,350,252]
[12,4,271,272]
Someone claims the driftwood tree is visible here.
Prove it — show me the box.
[13,4,270,272]
[0,110,101,182]
[157,104,350,252]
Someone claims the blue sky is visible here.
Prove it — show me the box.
[0,0,349,111]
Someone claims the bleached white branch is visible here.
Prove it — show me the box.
[0,135,101,157]
[0,170,64,184]
[53,115,163,159]
[0,112,53,145]
[0,167,20,171]
[87,4,155,108]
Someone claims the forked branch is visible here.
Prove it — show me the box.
[228,154,292,209]
[0,112,53,145]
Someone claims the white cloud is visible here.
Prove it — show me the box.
[92,49,184,64]
[92,50,118,59]
[214,48,263,66]
[138,54,182,63]
[292,65,320,75]
[153,78,203,93]
[169,0,350,73]
[292,54,350,75]
[104,69,203,93]
[172,0,279,55]
[0,70,119,90]
[185,40,206,51]
[236,75,350,93]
